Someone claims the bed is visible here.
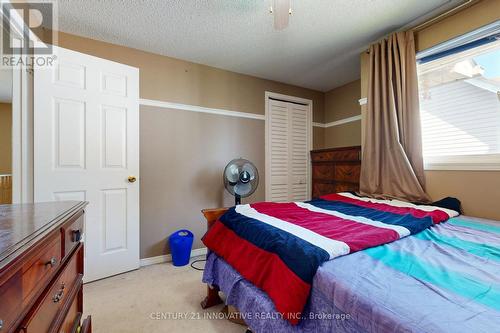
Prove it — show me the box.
[200,195,500,333]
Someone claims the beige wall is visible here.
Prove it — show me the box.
[47,31,326,258]
[140,106,265,258]
[48,31,325,122]
[0,103,12,174]
[415,0,500,52]
[325,121,361,149]
[313,127,325,150]
[358,0,500,220]
[323,80,361,148]
[325,80,361,122]
[425,171,500,220]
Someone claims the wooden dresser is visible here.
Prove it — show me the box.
[310,146,362,198]
[0,201,91,333]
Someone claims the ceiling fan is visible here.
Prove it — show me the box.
[269,0,292,30]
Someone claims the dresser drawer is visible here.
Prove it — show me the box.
[58,289,81,333]
[22,233,62,304]
[335,182,359,193]
[0,270,22,333]
[334,164,361,183]
[311,149,360,162]
[312,164,334,180]
[312,183,336,199]
[20,245,82,333]
[61,211,84,259]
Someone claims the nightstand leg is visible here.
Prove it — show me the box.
[200,284,223,309]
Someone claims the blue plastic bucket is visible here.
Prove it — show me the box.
[169,229,194,266]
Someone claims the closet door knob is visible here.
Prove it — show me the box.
[128,176,137,183]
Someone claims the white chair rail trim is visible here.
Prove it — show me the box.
[140,98,265,120]
[140,98,361,128]
[314,115,362,128]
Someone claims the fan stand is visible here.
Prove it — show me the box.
[235,194,241,206]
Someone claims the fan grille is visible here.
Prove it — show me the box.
[223,158,259,199]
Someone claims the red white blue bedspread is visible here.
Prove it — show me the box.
[203,215,500,332]
[202,193,458,324]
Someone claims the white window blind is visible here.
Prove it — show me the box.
[420,80,500,157]
[417,25,500,170]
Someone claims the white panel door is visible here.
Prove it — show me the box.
[266,98,311,202]
[34,46,140,282]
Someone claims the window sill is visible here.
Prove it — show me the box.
[425,163,500,171]
[424,155,500,171]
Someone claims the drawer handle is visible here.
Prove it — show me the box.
[72,229,82,242]
[345,171,353,176]
[53,283,65,303]
[45,257,58,267]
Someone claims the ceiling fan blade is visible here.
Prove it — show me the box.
[273,0,290,30]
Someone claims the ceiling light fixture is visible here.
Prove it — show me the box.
[269,0,292,30]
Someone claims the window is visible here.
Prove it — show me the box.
[417,22,500,170]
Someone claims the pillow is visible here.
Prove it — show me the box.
[432,197,462,215]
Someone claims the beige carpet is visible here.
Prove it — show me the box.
[83,257,245,333]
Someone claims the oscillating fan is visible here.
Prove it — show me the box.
[223,158,259,206]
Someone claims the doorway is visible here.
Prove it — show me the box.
[0,68,12,204]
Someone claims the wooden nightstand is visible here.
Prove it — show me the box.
[199,208,228,309]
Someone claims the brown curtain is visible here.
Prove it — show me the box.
[359,31,431,203]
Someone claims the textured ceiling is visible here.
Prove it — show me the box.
[46,0,462,91]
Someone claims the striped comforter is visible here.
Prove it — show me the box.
[202,193,458,325]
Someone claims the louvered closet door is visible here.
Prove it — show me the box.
[290,104,309,201]
[268,100,290,201]
[266,99,311,202]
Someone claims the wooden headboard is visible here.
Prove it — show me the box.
[310,146,361,198]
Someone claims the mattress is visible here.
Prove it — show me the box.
[202,216,500,333]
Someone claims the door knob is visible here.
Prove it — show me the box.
[128,176,137,183]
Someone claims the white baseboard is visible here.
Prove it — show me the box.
[140,247,208,267]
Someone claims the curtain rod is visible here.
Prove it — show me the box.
[412,0,476,32]
[364,0,478,53]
